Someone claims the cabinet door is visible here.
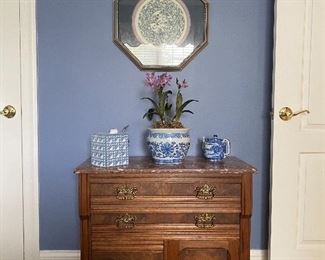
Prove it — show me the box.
[164,240,239,260]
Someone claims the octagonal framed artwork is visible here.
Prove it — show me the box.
[113,0,209,71]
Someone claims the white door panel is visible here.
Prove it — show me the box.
[270,0,325,259]
[0,1,24,259]
[301,0,325,129]
[297,154,325,244]
[2,0,41,259]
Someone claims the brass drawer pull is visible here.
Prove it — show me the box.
[195,213,216,229]
[116,185,137,200]
[115,213,136,229]
[195,184,216,200]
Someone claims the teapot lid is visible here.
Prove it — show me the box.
[212,134,219,140]
[205,134,219,142]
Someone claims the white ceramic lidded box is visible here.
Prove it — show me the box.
[91,129,129,167]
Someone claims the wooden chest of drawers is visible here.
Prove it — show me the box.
[75,156,255,260]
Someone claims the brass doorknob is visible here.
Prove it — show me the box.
[279,107,310,121]
[0,105,16,119]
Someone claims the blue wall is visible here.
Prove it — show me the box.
[37,0,274,250]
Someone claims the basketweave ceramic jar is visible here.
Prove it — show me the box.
[91,129,128,167]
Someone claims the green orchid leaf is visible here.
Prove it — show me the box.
[142,112,150,120]
[141,97,159,111]
[176,91,183,111]
[143,108,158,121]
[148,112,154,120]
[165,103,172,111]
[181,110,194,114]
[178,99,199,112]
[142,111,151,120]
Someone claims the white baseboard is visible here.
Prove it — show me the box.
[251,250,268,260]
[40,250,268,260]
[40,251,80,260]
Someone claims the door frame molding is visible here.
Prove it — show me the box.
[20,0,40,259]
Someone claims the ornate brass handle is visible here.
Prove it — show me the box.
[195,184,216,200]
[116,185,137,200]
[279,107,310,121]
[0,105,16,119]
[115,213,136,229]
[195,213,216,229]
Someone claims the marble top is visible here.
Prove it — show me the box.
[75,156,256,175]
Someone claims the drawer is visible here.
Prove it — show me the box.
[91,212,240,246]
[91,232,164,259]
[89,177,241,199]
[92,251,163,260]
[91,212,239,226]
[90,196,241,214]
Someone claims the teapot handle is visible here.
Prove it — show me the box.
[222,139,231,156]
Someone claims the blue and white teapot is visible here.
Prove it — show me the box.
[202,135,231,161]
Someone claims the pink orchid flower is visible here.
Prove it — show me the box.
[158,73,173,87]
[177,78,189,89]
[144,72,158,89]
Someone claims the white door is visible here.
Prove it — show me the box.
[0,1,39,260]
[270,0,325,260]
[0,1,24,259]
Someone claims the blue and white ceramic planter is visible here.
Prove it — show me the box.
[147,128,190,165]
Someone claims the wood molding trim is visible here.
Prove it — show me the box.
[40,250,268,260]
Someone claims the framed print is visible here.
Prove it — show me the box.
[113,0,209,71]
